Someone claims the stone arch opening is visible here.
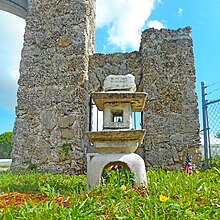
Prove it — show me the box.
[101,161,134,187]
[86,153,147,188]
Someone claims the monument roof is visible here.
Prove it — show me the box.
[91,92,147,112]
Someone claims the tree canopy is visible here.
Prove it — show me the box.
[0,132,12,159]
[216,131,220,139]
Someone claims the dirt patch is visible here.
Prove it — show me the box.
[0,192,70,209]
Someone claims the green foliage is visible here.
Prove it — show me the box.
[28,163,38,171]
[215,131,220,139]
[210,156,220,168]
[101,166,135,187]
[0,132,12,159]
[0,168,220,219]
[60,143,71,157]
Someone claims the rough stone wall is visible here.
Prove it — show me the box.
[88,27,201,169]
[88,52,142,93]
[11,0,96,173]
[140,28,201,169]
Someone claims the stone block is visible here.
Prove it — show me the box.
[58,116,75,128]
[103,74,136,92]
[40,111,57,131]
[61,129,75,140]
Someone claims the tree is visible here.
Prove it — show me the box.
[0,132,12,159]
[215,131,220,139]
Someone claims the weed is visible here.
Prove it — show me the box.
[59,144,71,157]
[28,163,38,171]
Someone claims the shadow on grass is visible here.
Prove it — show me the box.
[0,171,87,196]
[0,182,40,194]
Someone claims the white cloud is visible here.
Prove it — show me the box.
[0,11,25,111]
[0,72,18,110]
[178,7,183,17]
[9,69,20,82]
[96,0,156,51]
[0,11,25,46]
[147,20,165,29]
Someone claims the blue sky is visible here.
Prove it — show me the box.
[0,0,220,134]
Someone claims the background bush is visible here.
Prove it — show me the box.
[0,132,12,159]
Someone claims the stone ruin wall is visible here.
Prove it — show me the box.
[11,0,96,173]
[88,27,201,169]
[141,28,201,169]
[11,0,201,173]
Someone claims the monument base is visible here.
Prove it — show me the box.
[86,153,147,189]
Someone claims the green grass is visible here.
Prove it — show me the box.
[0,167,220,219]
[0,165,10,168]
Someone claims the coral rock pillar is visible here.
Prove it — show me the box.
[11,0,96,173]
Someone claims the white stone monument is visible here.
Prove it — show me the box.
[86,74,147,188]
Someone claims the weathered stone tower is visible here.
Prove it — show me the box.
[11,0,96,173]
[11,0,201,172]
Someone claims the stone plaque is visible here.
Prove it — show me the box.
[103,74,136,92]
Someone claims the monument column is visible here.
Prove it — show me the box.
[11,0,96,173]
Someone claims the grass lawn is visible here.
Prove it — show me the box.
[0,165,220,219]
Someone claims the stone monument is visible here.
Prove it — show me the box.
[86,75,147,188]
[9,0,201,173]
